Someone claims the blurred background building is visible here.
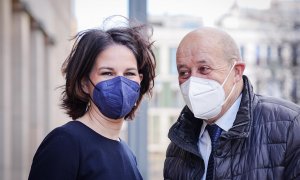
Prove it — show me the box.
[0,0,75,179]
[217,0,300,103]
[1,0,300,180]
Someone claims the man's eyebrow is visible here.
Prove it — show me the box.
[177,64,188,69]
[177,60,208,68]
[195,59,208,64]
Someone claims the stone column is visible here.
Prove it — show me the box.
[29,21,46,165]
[0,0,12,179]
[128,0,148,179]
[11,2,31,179]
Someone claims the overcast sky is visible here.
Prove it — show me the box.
[75,0,271,32]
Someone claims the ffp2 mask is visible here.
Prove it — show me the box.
[90,76,140,119]
[180,63,236,120]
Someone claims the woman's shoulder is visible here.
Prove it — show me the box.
[36,121,82,152]
[32,121,95,162]
[28,121,81,179]
[58,120,86,133]
[44,121,81,140]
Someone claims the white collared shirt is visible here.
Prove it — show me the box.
[198,95,242,180]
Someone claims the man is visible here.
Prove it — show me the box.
[163,27,300,180]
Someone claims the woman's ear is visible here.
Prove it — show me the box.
[81,78,89,94]
[139,73,143,82]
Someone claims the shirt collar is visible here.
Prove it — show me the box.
[199,94,242,137]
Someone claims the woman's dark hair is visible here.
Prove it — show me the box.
[61,17,156,120]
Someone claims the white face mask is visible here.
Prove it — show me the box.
[180,63,236,120]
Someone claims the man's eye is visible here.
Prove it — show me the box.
[199,66,212,75]
[178,71,190,78]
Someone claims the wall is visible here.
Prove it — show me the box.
[0,0,75,179]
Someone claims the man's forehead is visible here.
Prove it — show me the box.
[176,52,211,67]
[177,36,213,56]
[176,43,210,59]
[176,45,224,68]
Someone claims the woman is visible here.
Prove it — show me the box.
[28,19,156,180]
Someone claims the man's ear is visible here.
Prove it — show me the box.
[81,77,89,94]
[234,61,245,83]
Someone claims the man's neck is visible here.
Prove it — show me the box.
[207,81,243,124]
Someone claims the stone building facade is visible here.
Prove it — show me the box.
[0,0,75,179]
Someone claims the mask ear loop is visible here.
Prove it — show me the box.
[87,77,100,110]
[221,61,237,106]
[221,61,237,87]
[88,78,98,90]
[221,83,236,106]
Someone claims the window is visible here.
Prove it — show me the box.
[149,116,160,144]
[169,47,177,74]
[169,116,177,128]
[256,45,260,66]
[240,45,245,60]
[291,78,299,104]
[170,90,181,108]
[163,82,171,107]
[282,44,292,67]
[149,82,162,107]
[266,45,271,65]
[277,45,283,65]
[170,83,185,108]
[153,47,160,74]
[292,43,300,66]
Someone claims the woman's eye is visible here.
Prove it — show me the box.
[101,72,113,76]
[199,66,212,75]
[124,72,136,76]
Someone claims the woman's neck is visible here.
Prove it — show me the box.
[79,106,124,141]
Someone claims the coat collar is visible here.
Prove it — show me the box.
[221,75,257,139]
[168,75,257,154]
[168,106,203,156]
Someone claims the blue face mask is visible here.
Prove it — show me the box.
[90,76,140,119]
